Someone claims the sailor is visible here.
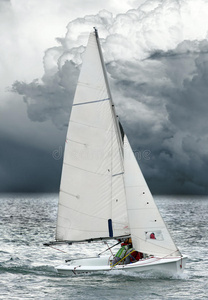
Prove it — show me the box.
[112,238,132,266]
[124,249,143,264]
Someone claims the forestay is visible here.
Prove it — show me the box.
[124,136,180,257]
[56,31,130,242]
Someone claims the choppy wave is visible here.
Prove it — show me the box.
[0,262,57,277]
[0,194,207,300]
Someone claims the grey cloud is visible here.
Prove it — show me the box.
[138,55,208,194]
[11,60,79,129]
[9,2,208,194]
[102,39,208,195]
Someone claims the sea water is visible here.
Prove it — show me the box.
[0,194,207,299]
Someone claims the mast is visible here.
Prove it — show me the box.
[94,28,127,240]
[93,28,124,153]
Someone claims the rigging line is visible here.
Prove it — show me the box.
[105,241,114,256]
[152,250,182,261]
[73,98,110,106]
[120,138,129,228]
[111,249,136,269]
[110,119,113,225]
[118,137,129,228]
[47,245,68,254]
[108,102,124,174]
[98,240,121,256]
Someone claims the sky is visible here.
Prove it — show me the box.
[1,0,208,194]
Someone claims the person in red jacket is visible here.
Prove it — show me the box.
[125,248,143,264]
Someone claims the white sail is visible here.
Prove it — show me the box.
[56,31,129,242]
[124,136,179,257]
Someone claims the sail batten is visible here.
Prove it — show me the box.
[73,98,110,106]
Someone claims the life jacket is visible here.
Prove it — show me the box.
[135,252,143,260]
[127,249,143,262]
[115,245,129,258]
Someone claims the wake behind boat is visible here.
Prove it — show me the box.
[45,28,187,275]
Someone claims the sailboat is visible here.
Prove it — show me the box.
[46,28,187,275]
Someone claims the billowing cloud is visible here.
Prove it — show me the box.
[11,60,79,129]
[9,0,208,194]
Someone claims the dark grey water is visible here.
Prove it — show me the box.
[0,194,207,299]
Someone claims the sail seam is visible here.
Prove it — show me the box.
[58,202,109,221]
[73,98,110,106]
[57,224,107,233]
[77,81,109,91]
[66,138,87,146]
[57,224,129,235]
[58,198,129,226]
[59,190,79,199]
[69,119,112,131]
[62,162,109,176]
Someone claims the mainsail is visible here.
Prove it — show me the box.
[56,30,129,242]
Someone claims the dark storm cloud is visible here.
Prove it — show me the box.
[9,2,208,194]
[11,41,208,194]
[112,42,208,194]
[11,61,79,129]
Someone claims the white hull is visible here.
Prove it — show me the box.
[56,255,187,275]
